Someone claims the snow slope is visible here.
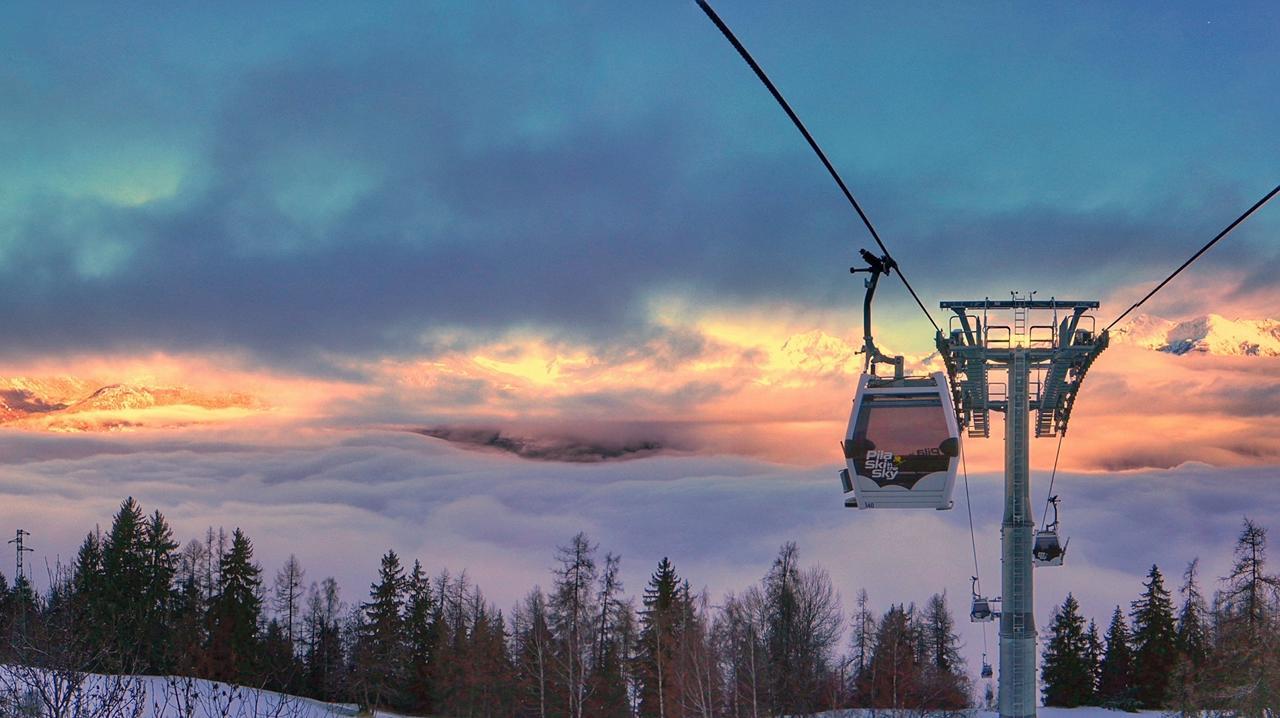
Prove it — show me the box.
[0,667,413,718]
[815,710,1165,718]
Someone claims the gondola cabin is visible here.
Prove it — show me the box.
[1032,530,1067,567]
[841,371,960,509]
[1033,495,1067,566]
[970,595,997,623]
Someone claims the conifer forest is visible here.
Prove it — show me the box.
[0,498,1277,716]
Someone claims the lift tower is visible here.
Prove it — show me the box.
[937,297,1107,718]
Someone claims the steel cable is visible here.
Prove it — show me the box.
[1106,184,1279,332]
[695,0,941,333]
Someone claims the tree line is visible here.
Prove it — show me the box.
[1040,517,1280,715]
[0,497,973,716]
[4,497,1274,716]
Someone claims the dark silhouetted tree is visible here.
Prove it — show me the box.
[207,528,263,683]
[1041,593,1094,707]
[141,509,179,672]
[101,497,147,671]
[354,549,408,710]
[1130,564,1177,708]
[1098,606,1135,709]
[638,556,684,718]
[403,559,435,714]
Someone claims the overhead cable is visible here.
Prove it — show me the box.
[695,0,941,333]
[1106,184,1280,331]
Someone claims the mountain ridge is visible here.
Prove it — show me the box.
[0,377,261,431]
[1112,313,1280,357]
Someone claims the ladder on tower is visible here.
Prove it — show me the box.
[1012,292,1030,337]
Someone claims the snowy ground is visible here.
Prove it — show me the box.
[0,666,413,718]
[815,710,1164,718]
[0,664,1176,718]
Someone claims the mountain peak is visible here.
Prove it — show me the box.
[1114,313,1280,356]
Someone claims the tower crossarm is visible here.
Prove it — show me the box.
[939,309,991,437]
[1053,328,1109,436]
[1034,307,1109,437]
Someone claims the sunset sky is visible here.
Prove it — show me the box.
[3,1,1279,677]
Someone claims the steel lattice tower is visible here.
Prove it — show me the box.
[938,297,1107,718]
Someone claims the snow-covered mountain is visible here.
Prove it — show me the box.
[0,377,260,431]
[1111,313,1280,357]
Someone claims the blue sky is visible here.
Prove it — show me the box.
[3,1,1277,365]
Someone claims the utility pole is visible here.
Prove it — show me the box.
[8,528,33,583]
[938,297,1107,718]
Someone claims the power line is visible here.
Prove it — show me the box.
[1106,184,1280,332]
[695,0,941,333]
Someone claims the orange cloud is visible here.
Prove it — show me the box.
[360,310,1280,471]
[4,307,1277,474]
[0,352,369,434]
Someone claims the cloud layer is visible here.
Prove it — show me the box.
[1,427,1276,680]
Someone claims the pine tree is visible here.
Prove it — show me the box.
[1083,619,1104,705]
[1128,564,1178,708]
[759,543,842,714]
[1041,594,1094,707]
[403,559,436,714]
[0,571,10,646]
[1097,606,1136,709]
[468,598,514,716]
[70,530,108,661]
[355,549,408,710]
[101,497,148,670]
[208,528,264,683]
[638,556,683,718]
[141,509,179,672]
[170,569,208,677]
[260,618,298,692]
